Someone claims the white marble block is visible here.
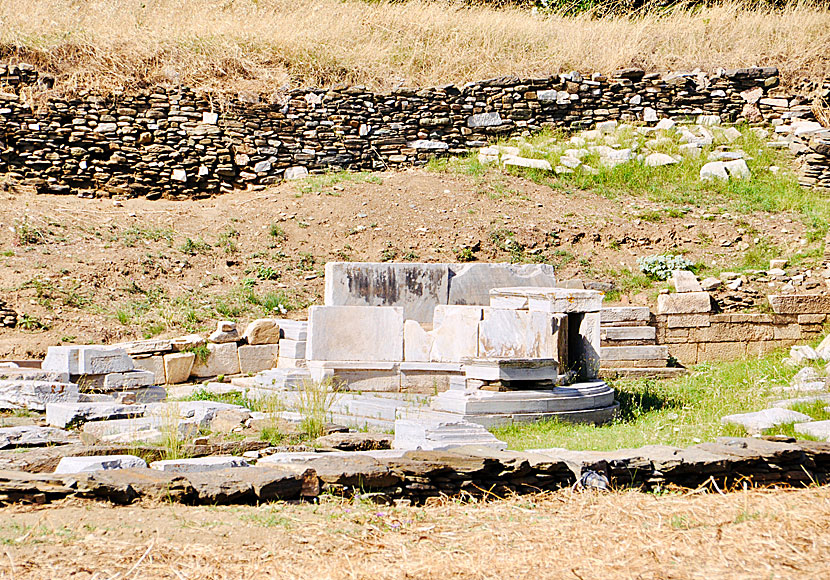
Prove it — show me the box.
[429,306,482,362]
[307,305,404,362]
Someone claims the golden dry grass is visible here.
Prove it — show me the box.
[1,486,829,578]
[0,0,829,95]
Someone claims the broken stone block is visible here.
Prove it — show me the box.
[723,159,751,179]
[146,400,248,427]
[324,262,449,323]
[272,319,308,341]
[720,408,812,434]
[209,321,240,344]
[0,380,79,411]
[447,263,556,307]
[672,270,702,293]
[46,402,148,428]
[132,356,165,384]
[600,306,650,324]
[700,161,729,181]
[150,456,250,473]
[307,305,403,362]
[163,352,196,384]
[430,306,482,362]
[54,455,147,474]
[502,156,553,171]
[112,338,173,356]
[210,409,252,432]
[170,334,206,352]
[243,319,281,345]
[102,370,156,390]
[238,344,279,374]
[657,292,712,315]
[190,342,240,378]
[795,420,830,441]
[0,426,75,449]
[404,320,433,362]
[393,418,507,451]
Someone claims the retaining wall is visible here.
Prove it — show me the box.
[1,62,779,198]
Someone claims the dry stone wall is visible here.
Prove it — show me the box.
[1,63,780,198]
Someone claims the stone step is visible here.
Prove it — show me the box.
[601,326,656,343]
[599,367,687,380]
[600,306,651,325]
[600,345,669,361]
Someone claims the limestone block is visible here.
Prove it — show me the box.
[307,305,403,362]
[672,270,702,293]
[448,263,556,307]
[132,356,165,384]
[489,287,602,313]
[463,358,558,382]
[477,309,561,360]
[600,307,650,324]
[54,455,147,474]
[276,357,305,369]
[774,324,804,340]
[278,340,306,359]
[795,420,830,441]
[0,380,79,411]
[150,456,250,473]
[502,156,553,171]
[103,370,156,390]
[601,346,668,361]
[467,112,503,128]
[698,323,774,343]
[0,426,74,449]
[324,262,449,323]
[238,344,279,374]
[170,334,206,352]
[430,306,482,362]
[243,319,281,345]
[190,342,240,378]
[721,408,812,434]
[601,326,656,342]
[112,339,173,356]
[769,294,830,314]
[697,341,748,362]
[46,402,148,428]
[657,292,712,315]
[404,320,433,362]
[799,314,826,324]
[667,343,698,366]
[665,314,711,328]
[163,352,195,384]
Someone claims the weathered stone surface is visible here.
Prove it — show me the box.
[430,306,482,362]
[314,432,393,451]
[46,402,148,428]
[324,262,449,322]
[600,345,669,361]
[672,270,702,293]
[795,420,830,441]
[54,454,147,473]
[600,306,650,324]
[190,342,240,378]
[150,456,250,473]
[478,309,561,359]
[721,408,812,433]
[307,305,404,362]
[503,156,552,171]
[0,426,75,449]
[278,339,306,359]
[272,319,308,341]
[601,326,656,342]
[489,287,602,313]
[769,294,830,314]
[102,370,156,390]
[209,320,240,344]
[657,292,712,315]
[70,468,194,503]
[463,358,559,382]
[163,352,196,384]
[306,455,402,488]
[210,408,252,432]
[448,263,557,307]
[238,344,279,374]
[404,320,433,362]
[112,339,173,356]
[243,319,281,345]
[132,356,165,384]
[394,419,507,451]
[43,346,134,375]
[0,380,79,411]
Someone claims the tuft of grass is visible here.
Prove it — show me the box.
[178,237,212,256]
[299,170,382,194]
[295,378,341,439]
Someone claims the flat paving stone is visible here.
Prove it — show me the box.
[0,426,75,449]
[54,454,147,473]
[795,420,830,441]
[150,456,250,473]
[721,408,813,433]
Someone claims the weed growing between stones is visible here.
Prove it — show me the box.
[296,378,341,439]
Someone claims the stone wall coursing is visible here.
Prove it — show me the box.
[0,63,779,198]
[656,312,826,365]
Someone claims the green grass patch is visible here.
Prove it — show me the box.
[299,170,382,194]
[492,348,810,451]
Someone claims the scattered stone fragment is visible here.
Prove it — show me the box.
[0,426,75,449]
[720,408,812,434]
[150,456,250,473]
[209,321,240,344]
[243,319,281,345]
[54,455,147,474]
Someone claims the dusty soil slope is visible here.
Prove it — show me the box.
[0,487,827,579]
[0,168,812,358]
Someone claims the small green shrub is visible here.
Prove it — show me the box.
[637,254,694,281]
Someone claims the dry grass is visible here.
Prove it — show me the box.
[0,0,828,95]
[1,486,830,578]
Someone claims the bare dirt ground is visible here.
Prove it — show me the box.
[0,486,827,579]
[0,168,812,359]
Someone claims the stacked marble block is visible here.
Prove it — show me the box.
[42,345,164,402]
[598,307,677,378]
